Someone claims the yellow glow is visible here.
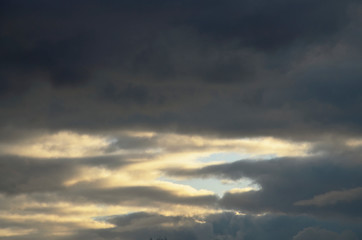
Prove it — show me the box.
[154,204,221,217]
[227,187,260,194]
[64,166,112,186]
[0,129,314,239]
[0,228,36,237]
[154,134,311,157]
[0,131,110,158]
[0,213,115,229]
[0,130,311,159]
[122,130,157,138]
[346,138,362,147]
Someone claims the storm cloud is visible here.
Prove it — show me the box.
[1,0,362,239]
[166,150,362,219]
[62,212,362,240]
[0,0,361,138]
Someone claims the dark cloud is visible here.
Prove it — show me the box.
[293,227,358,240]
[1,1,362,239]
[0,0,361,139]
[166,152,362,218]
[0,155,131,194]
[63,212,362,240]
[100,82,150,105]
[181,0,354,50]
[0,156,78,194]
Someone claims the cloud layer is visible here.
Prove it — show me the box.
[1,0,362,139]
[1,0,362,239]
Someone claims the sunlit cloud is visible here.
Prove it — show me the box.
[2,0,362,239]
[226,187,261,194]
[0,131,111,158]
[345,138,362,148]
[0,129,312,161]
[0,227,36,237]
[132,133,312,158]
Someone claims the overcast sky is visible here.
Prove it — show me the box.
[1,0,362,239]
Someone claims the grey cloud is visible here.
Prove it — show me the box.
[0,155,218,207]
[1,205,361,240]
[68,185,218,207]
[166,152,362,218]
[0,156,78,194]
[0,0,361,140]
[293,227,358,240]
[74,212,206,240]
[1,1,362,239]
[182,0,354,51]
[64,212,362,240]
[0,155,131,194]
[295,187,362,207]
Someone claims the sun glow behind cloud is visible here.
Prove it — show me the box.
[2,1,362,239]
[0,131,111,158]
[0,130,316,238]
[0,130,312,158]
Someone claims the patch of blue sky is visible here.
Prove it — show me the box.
[159,176,256,196]
[159,152,271,196]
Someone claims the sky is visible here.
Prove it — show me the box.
[1,0,362,239]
